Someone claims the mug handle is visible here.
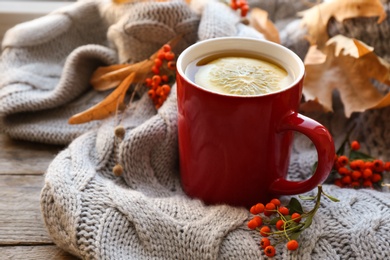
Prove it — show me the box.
[269,111,335,195]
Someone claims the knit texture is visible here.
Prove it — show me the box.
[1,0,390,259]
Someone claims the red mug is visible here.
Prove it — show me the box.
[176,37,335,208]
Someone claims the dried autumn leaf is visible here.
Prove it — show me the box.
[299,0,386,47]
[249,8,280,44]
[68,73,136,124]
[303,35,390,117]
[91,60,153,91]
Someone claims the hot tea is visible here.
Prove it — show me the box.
[185,53,292,96]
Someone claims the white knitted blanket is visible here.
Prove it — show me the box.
[1,0,390,259]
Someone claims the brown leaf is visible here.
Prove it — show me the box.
[303,35,390,117]
[68,73,136,124]
[91,60,153,91]
[299,0,386,47]
[249,8,280,44]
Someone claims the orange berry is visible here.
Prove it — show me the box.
[278,206,289,216]
[337,155,349,167]
[260,226,271,237]
[351,181,360,188]
[338,167,351,175]
[148,89,156,99]
[265,203,276,216]
[167,61,176,70]
[230,0,238,10]
[240,4,249,16]
[260,237,270,249]
[264,245,276,257]
[145,77,152,87]
[351,140,360,151]
[371,173,382,183]
[351,171,362,181]
[161,84,171,95]
[247,219,258,230]
[254,203,265,214]
[151,65,160,75]
[152,75,161,85]
[341,175,352,185]
[384,162,390,171]
[275,219,285,230]
[162,44,171,52]
[164,52,175,61]
[334,178,343,188]
[157,50,165,60]
[373,159,384,172]
[291,213,301,223]
[286,240,299,251]
[350,159,365,171]
[154,58,163,67]
[363,168,373,179]
[363,180,373,188]
[270,198,281,207]
[161,74,169,82]
[365,161,374,171]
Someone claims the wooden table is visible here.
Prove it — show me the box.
[0,133,78,259]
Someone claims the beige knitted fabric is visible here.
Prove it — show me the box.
[1,0,390,259]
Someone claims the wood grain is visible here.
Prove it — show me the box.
[0,134,63,175]
[0,175,51,245]
[0,132,77,259]
[0,246,78,260]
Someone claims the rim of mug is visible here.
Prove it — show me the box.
[176,36,305,98]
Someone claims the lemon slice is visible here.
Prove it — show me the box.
[195,57,290,95]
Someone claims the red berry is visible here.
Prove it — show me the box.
[250,203,265,215]
[341,175,352,185]
[351,140,360,151]
[278,206,289,216]
[334,178,343,188]
[337,155,349,167]
[167,61,176,70]
[265,203,276,216]
[260,226,271,237]
[145,77,152,87]
[384,162,390,171]
[270,198,281,207]
[162,44,171,52]
[286,240,299,251]
[154,58,163,67]
[350,160,365,171]
[291,213,301,223]
[351,171,362,181]
[260,237,270,249]
[275,219,285,230]
[371,173,382,183]
[363,180,373,188]
[164,52,175,61]
[151,65,160,75]
[338,167,351,175]
[373,159,384,172]
[148,89,156,99]
[161,75,169,82]
[351,181,360,188]
[161,84,171,95]
[363,168,373,179]
[247,219,257,230]
[264,245,276,257]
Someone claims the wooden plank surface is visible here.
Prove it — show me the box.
[0,134,63,174]
[0,246,76,260]
[0,133,78,259]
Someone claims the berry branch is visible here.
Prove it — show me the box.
[247,185,339,257]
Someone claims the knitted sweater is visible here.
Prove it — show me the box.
[1,0,390,259]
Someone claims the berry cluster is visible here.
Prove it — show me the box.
[229,0,249,17]
[247,186,339,257]
[332,140,389,189]
[145,44,176,109]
